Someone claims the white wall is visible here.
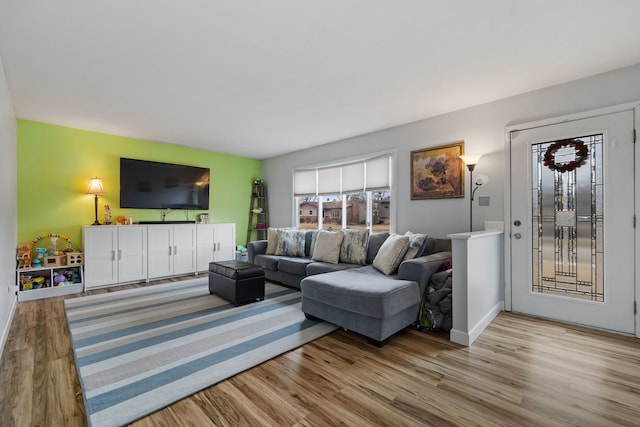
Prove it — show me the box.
[0,53,17,355]
[263,63,640,236]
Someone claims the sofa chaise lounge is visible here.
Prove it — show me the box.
[248,229,451,345]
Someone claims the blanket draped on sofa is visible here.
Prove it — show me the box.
[417,269,453,331]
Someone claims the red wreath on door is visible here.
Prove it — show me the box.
[543,139,589,173]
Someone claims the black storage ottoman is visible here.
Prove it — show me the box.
[208,260,265,306]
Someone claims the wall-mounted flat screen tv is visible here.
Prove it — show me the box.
[120,158,210,210]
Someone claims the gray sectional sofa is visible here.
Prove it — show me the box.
[248,229,451,345]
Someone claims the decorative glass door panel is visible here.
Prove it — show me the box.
[531,135,604,302]
[510,110,635,334]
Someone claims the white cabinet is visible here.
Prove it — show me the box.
[196,223,236,272]
[83,223,236,289]
[83,226,147,289]
[148,224,197,279]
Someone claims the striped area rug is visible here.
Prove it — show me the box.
[64,278,338,427]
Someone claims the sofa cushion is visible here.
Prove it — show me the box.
[339,229,369,265]
[403,232,428,261]
[277,257,314,276]
[301,269,419,319]
[420,237,452,256]
[372,234,410,275]
[311,230,344,264]
[252,254,280,271]
[274,229,306,257]
[305,230,317,257]
[366,232,390,264]
[306,261,361,276]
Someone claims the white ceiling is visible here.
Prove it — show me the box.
[1,1,640,159]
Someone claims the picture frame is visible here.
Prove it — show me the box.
[410,142,464,199]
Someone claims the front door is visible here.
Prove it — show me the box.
[510,110,635,334]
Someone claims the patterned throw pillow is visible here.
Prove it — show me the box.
[403,231,428,261]
[274,230,306,257]
[265,227,294,255]
[372,234,410,275]
[339,229,369,265]
[311,230,344,264]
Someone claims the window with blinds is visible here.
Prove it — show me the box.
[293,154,392,232]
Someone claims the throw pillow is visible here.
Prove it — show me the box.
[339,229,369,265]
[274,230,306,257]
[265,227,280,255]
[372,234,410,275]
[311,230,344,264]
[265,227,293,255]
[403,231,428,261]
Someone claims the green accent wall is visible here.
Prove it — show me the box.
[17,120,261,249]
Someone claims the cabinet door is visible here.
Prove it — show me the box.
[214,223,236,262]
[172,225,196,275]
[147,225,173,279]
[196,224,215,272]
[118,226,148,282]
[83,226,118,289]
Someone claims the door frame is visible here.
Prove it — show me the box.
[504,101,640,338]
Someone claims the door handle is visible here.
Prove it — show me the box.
[169,246,172,255]
[513,233,522,239]
[174,245,178,255]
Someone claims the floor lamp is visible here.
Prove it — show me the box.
[86,177,106,225]
[459,154,483,232]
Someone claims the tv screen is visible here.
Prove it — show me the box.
[120,158,210,210]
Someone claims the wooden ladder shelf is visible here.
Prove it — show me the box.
[246,180,269,246]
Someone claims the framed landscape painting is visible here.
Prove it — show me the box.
[411,142,464,199]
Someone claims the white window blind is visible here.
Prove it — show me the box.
[341,162,365,193]
[317,166,341,195]
[365,155,391,191]
[294,153,391,196]
[293,169,317,196]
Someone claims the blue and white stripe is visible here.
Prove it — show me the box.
[65,278,337,427]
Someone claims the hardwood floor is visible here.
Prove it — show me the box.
[1,277,639,426]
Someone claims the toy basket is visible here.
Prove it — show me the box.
[43,255,66,267]
[66,252,84,265]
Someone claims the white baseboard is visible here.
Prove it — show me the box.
[450,301,504,346]
[0,297,17,359]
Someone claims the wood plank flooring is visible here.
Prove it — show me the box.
[1,276,639,426]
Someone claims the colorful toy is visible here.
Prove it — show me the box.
[32,248,46,268]
[19,233,79,269]
[31,276,45,289]
[20,274,33,290]
[66,252,83,265]
[54,273,66,286]
[16,245,32,269]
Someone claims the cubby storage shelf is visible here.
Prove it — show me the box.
[17,264,84,302]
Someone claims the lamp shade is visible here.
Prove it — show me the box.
[475,174,490,186]
[459,153,483,167]
[86,177,106,195]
